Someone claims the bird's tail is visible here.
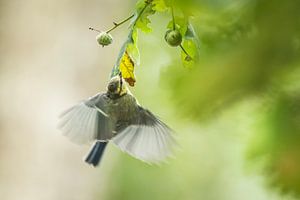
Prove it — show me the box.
[85,141,107,167]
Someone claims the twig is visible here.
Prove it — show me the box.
[171,0,176,30]
[106,14,135,33]
[90,0,151,34]
[89,27,101,33]
[89,14,134,34]
[180,44,192,60]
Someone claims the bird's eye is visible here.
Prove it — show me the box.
[108,82,118,92]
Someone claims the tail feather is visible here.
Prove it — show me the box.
[85,141,107,167]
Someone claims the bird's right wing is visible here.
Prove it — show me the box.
[112,106,176,164]
[58,94,112,144]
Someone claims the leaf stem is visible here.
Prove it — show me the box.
[171,1,176,30]
[106,14,135,34]
[180,44,192,60]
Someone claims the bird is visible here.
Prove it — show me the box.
[58,74,176,167]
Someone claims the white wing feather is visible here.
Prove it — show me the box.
[58,103,101,144]
[112,124,175,163]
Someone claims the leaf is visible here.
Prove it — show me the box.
[119,51,136,86]
[181,40,197,68]
[127,29,140,65]
[134,0,156,33]
[152,0,169,12]
[135,17,152,33]
[180,23,200,68]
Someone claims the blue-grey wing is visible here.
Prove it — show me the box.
[112,106,176,163]
[58,93,113,144]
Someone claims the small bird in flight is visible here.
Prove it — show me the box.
[58,74,176,166]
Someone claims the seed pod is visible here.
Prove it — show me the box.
[96,32,113,47]
[164,29,182,47]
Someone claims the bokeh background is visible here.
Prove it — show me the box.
[0,0,299,200]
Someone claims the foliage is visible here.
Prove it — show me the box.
[109,0,200,85]
[161,0,300,197]
[97,0,300,199]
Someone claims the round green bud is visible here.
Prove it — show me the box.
[96,32,113,47]
[164,29,182,47]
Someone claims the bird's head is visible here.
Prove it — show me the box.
[107,74,127,98]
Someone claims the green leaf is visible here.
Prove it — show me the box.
[135,16,152,33]
[180,23,200,68]
[134,0,156,33]
[152,0,169,12]
[127,29,140,65]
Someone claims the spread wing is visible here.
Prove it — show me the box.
[58,93,113,144]
[112,106,176,164]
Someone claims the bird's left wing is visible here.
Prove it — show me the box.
[112,106,176,164]
[58,93,112,144]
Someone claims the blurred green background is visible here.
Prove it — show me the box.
[0,0,299,200]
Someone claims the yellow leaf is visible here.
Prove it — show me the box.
[119,50,136,86]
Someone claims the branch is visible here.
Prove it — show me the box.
[106,14,135,33]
